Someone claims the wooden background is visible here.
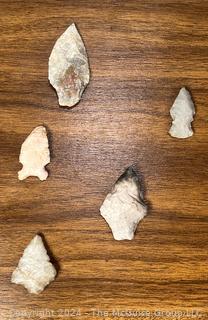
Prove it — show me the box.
[0,1,208,319]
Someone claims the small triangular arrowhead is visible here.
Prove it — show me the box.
[11,235,57,294]
[18,126,50,181]
[169,87,195,139]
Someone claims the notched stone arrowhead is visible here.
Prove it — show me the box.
[11,235,57,294]
[169,87,195,139]
[100,167,147,240]
[18,126,50,181]
[48,23,90,108]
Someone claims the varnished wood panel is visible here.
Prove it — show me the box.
[0,1,208,319]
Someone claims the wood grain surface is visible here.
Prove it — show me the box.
[0,1,208,319]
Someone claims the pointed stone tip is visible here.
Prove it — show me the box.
[58,23,80,40]
[125,166,137,177]
[116,166,145,203]
[179,87,194,103]
[69,22,78,33]
[117,166,138,183]
[34,234,42,240]
[32,125,46,135]
[32,234,42,244]
[180,87,189,94]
